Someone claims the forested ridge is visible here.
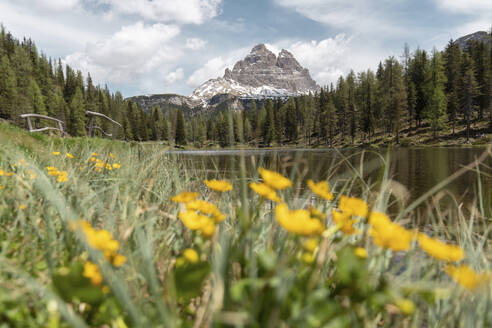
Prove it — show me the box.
[0,25,491,147]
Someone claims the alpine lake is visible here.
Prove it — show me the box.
[168,146,492,217]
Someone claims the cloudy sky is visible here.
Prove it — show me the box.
[1,0,490,97]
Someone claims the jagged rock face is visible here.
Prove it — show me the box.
[224,44,318,93]
[191,44,319,102]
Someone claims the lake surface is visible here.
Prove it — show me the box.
[169,147,492,212]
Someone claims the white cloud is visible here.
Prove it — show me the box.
[28,0,79,11]
[433,0,492,13]
[274,0,406,36]
[93,0,223,25]
[165,68,185,84]
[185,38,207,50]
[65,22,181,84]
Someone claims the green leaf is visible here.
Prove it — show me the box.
[173,261,210,302]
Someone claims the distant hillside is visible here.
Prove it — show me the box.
[455,31,490,49]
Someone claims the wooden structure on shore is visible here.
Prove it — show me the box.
[85,111,122,138]
[19,111,121,138]
[20,113,66,136]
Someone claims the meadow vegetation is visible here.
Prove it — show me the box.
[1,122,492,327]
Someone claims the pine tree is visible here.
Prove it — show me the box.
[284,97,297,142]
[175,109,186,145]
[346,71,357,144]
[262,99,274,146]
[444,39,462,135]
[384,57,407,143]
[460,54,479,141]
[69,88,86,136]
[0,55,17,120]
[425,49,447,139]
[27,78,46,115]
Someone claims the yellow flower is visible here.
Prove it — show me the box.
[307,180,334,201]
[339,195,368,218]
[354,247,368,259]
[110,153,116,158]
[52,151,60,156]
[112,163,121,169]
[0,185,3,190]
[445,265,489,290]
[204,179,232,192]
[105,163,112,170]
[112,254,127,267]
[417,233,464,262]
[19,204,26,210]
[171,191,199,203]
[92,152,98,157]
[0,169,4,176]
[396,299,415,315]
[303,238,319,252]
[6,172,13,177]
[249,182,281,202]
[368,212,414,251]
[301,252,315,264]
[56,171,68,182]
[95,161,104,168]
[183,248,199,263]
[90,157,96,163]
[258,167,292,190]
[275,203,325,236]
[178,211,216,237]
[66,153,74,159]
[332,209,359,235]
[83,261,103,285]
[184,200,226,222]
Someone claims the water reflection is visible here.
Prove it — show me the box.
[168,147,491,212]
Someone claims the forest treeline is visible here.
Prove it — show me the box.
[0,25,490,146]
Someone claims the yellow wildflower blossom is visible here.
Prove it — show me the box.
[52,151,60,156]
[113,163,121,169]
[90,157,96,163]
[112,254,127,267]
[301,252,315,264]
[183,248,199,263]
[0,169,4,176]
[178,211,216,237]
[307,180,334,201]
[105,163,112,170]
[445,265,489,290]
[83,261,103,285]
[303,238,319,252]
[417,233,464,262]
[66,153,74,159]
[332,209,359,235]
[354,247,368,259]
[185,200,226,222]
[0,185,3,190]
[57,171,68,182]
[171,191,199,203]
[204,179,233,192]
[339,195,368,218]
[249,182,281,202]
[6,172,13,177]
[396,299,415,315]
[258,167,292,190]
[275,203,325,236]
[368,212,414,251]
[110,153,116,158]
[77,221,126,266]
[92,152,98,157]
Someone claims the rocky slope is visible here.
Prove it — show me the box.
[455,31,490,49]
[190,44,319,104]
[130,44,319,114]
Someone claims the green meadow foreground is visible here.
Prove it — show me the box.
[0,122,491,327]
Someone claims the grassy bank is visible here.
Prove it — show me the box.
[1,122,491,327]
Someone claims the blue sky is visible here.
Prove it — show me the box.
[0,0,490,97]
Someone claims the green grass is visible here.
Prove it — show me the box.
[0,122,491,327]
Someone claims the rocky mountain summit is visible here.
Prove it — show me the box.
[130,44,320,114]
[190,44,319,103]
[455,31,490,49]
